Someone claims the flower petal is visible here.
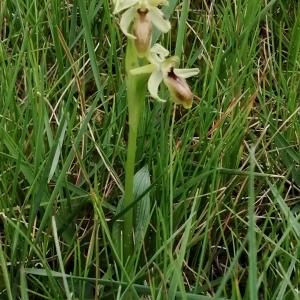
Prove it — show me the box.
[148,70,166,102]
[151,43,169,58]
[173,68,199,78]
[120,7,137,39]
[130,64,157,75]
[114,0,139,14]
[149,7,171,33]
[147,43,169,64]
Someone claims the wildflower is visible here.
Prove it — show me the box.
[114,0,171,55]
[130,44,199,109]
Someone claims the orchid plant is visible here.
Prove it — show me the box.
[113,0,199,262]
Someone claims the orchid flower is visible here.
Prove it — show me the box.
[130,44,199,109]
[114,0,171,55]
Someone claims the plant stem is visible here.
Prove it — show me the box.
[123,121,137,261]
[123,40,146,263]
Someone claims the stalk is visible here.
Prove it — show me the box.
[123,40,146,262]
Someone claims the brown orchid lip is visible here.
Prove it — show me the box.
[174,87,190,103]
[132,8,152,56]
[166,67,193,107]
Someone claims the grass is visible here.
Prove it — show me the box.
[1,0,300,299]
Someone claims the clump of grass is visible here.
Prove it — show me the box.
[0,1,300,299]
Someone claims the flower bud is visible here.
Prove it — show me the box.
[164,67,194,109]
[132,8,152,57]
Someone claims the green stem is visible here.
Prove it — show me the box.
[123,122,137,261]
[123,40,146,263]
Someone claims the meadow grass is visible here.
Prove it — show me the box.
[1,0,300,299]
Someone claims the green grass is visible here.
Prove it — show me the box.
[1,0,300,299]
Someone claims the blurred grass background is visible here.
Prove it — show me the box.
[0,0,300,299]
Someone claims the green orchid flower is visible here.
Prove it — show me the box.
[114,0,171,40]
[130,44,200,109]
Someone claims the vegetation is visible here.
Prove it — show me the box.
[0,0,300,299]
